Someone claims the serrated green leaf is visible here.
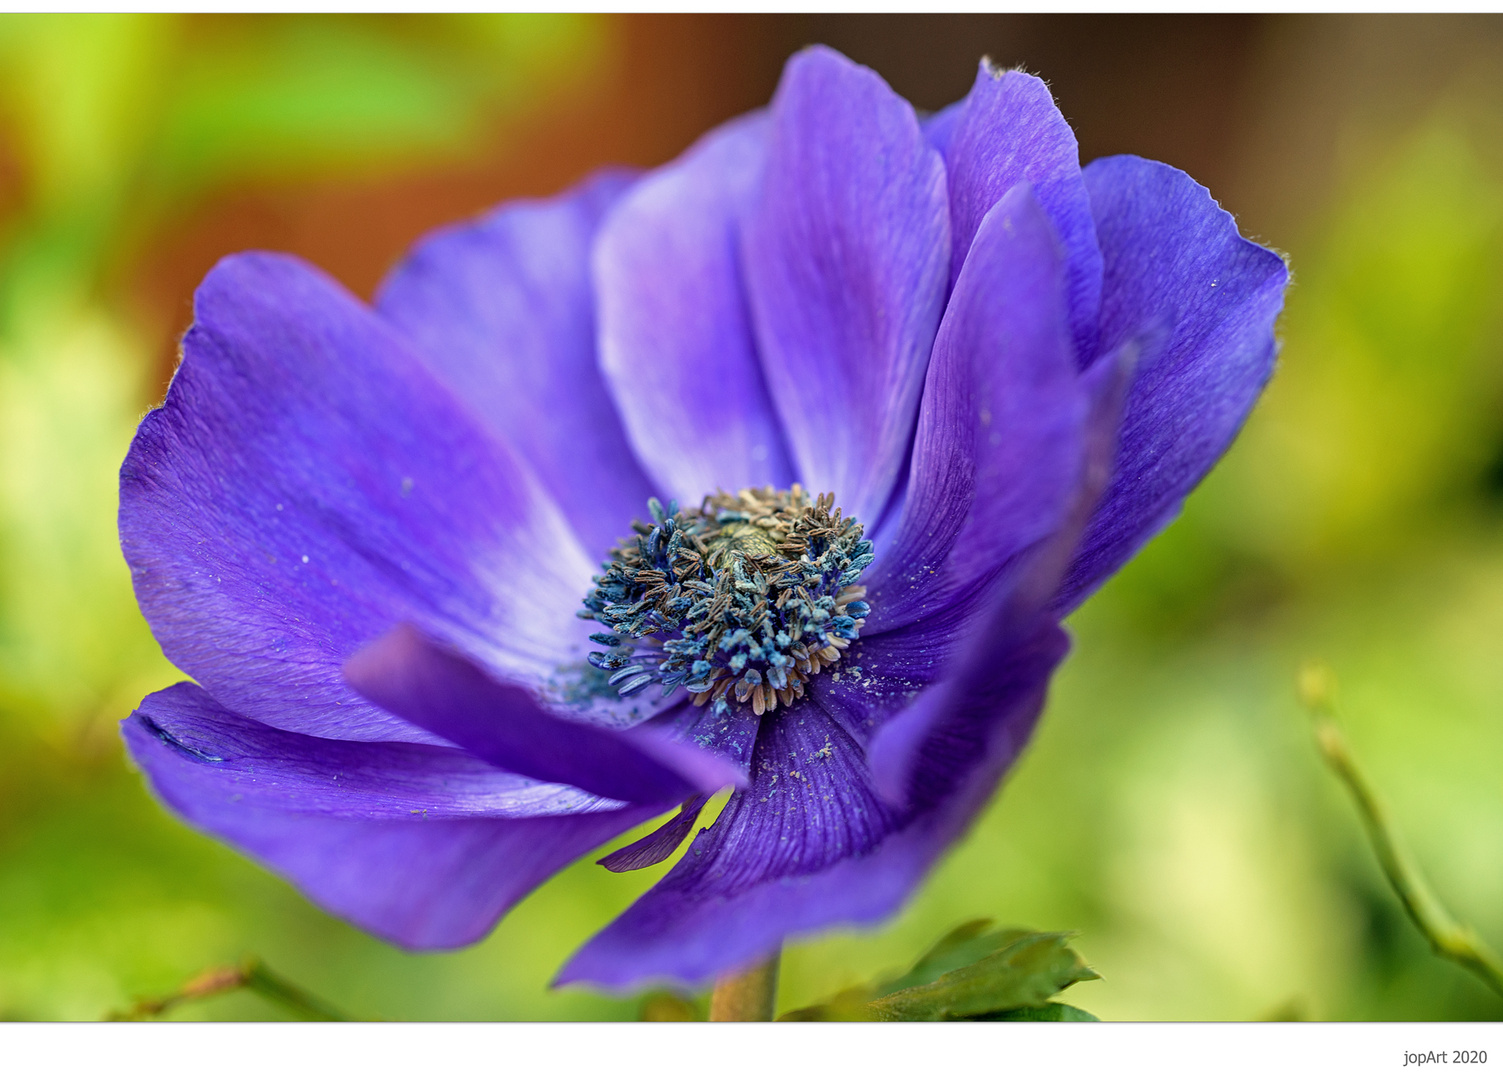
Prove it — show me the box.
[874,919,1037,996]
[976,1002,1100,1022]
[865,931,1098,1022]
[779,922,1099,1022]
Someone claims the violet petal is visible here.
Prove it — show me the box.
[863,344,1134,808]
[598,795,709,874]
[744,46,950,525]
[556,699,892,988]
[124,683,661,950]
[120,253,593,744]
[940,62,1104,362]
[922,99,964,158]
[834,345,1131,805]
[344,625,747,805]
[376,170,655,560]
[670,701,764,772]
[1055,155,1290,612]
[868,620,1068,815]
[810,600,979,746]
[595,113,795,503]
[557,625,1065,990]
[863,185,1086,635]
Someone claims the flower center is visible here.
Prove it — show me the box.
[579,485,873,717]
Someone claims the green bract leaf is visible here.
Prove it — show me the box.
[866,931,1098,1022]
[779,921,1099,1022]
[978,1002,1100,1022]
[873,919,1036,996]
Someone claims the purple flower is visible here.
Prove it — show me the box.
[118,48,1287,991]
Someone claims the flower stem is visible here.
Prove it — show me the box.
[1300,664,1503,1000]
[108,956,355,1021]
[708,949,781,1021]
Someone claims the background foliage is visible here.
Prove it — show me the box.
[0,14,1500,1021]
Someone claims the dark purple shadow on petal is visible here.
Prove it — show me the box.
[555,623,1067,992]
[123,682,660,950]
[940,62,1104,363]
[744,46,950,525]
[120,252,593,745]
[596,112,795,504]
[862,185,1086,637]
[344,625,747,805]
[1054,155,1290,613]
[375,170,655,560]
[598,795,709,873]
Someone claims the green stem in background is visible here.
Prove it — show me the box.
[108,956,355,1021]
[1299,663,1503,1001]
[708,949,781,1021]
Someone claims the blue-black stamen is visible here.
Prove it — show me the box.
[577,485,872,717]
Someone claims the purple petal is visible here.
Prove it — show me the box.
[829,292,1136,759]
[1054,156,1290,612]
[557,624,1066,990]
[868,620,1068,814]
[672,700,764,772]
[838,345,1131,805]
[376,171,655,561]
[923,100,963,158]
[825,554,1071,810]
[940,62,1103,362]
[743,46,950,525]
[862,185,1087,636]
[557,700,892,989]
[595,113,795,503]
[123,682,659,949]
[598,795,709,874]
[345,625,747,805]
[120,252,594,744]
[811,597,980,745]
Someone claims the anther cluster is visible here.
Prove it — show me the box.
[579,486,873,717]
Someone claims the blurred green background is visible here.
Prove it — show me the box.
[1,14,1500,1021]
